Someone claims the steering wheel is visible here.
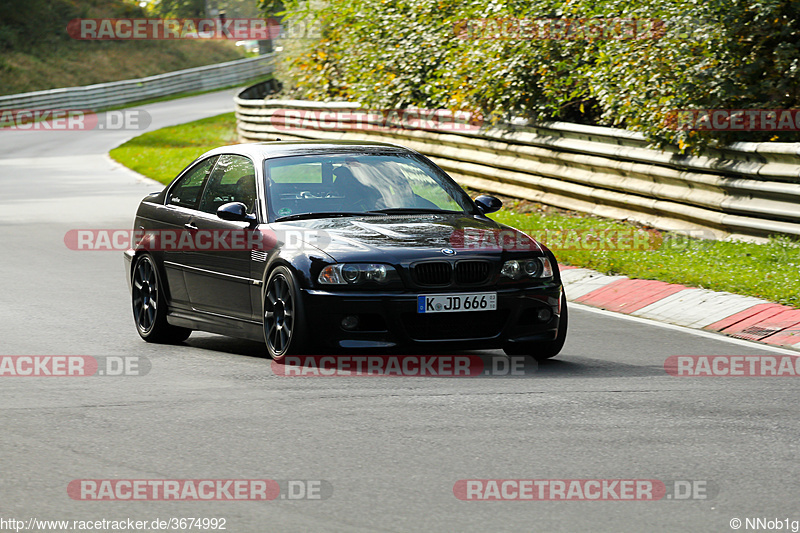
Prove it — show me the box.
[342,197,371,211]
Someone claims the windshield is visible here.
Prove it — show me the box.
[264,152,477,221]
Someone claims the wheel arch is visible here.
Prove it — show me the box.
[132,250,177,306]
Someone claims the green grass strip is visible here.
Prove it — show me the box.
[492,209,800,308]
[110,112,238,184]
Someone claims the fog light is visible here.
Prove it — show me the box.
[341,315,359,330]
[537,308,552,322]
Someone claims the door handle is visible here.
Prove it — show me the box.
[184,222,198,230]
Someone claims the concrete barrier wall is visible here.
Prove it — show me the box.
[235,93,800,241]
[0,54,276,111]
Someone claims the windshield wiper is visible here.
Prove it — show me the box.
[274,211,381,222]
[366,208,463,215]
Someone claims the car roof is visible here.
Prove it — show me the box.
[201,140,416,161]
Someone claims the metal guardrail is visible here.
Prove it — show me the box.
[0,54,276,111]
[234,89,800,241]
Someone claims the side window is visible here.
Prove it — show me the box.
[166,157,218,209]
[198,154,257,215]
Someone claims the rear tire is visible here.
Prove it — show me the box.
[503,292,568,361]
[131,254,192,343]
[263,266,309,362]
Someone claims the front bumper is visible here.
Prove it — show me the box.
[301,283,563,350]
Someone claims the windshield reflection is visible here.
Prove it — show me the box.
[264,153,475,221]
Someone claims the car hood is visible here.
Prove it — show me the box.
[268,213,544,263]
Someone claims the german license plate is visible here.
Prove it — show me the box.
[417,292,497,314]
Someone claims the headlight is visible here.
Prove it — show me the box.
[318,263,397,285]
[500,257,553,280]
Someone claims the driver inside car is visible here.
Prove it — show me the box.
[332,166,382,211]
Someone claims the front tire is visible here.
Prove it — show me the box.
[131,254,191,343]
[263,266,308,362]
[504,292,568,361]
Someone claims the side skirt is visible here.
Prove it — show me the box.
[168,309,264,343]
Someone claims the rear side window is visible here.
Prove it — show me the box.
[198,154,257,215]
[167,157,218,209]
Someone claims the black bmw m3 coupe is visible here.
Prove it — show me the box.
[124,140,567,361]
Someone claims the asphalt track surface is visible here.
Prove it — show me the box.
[1,89,798,532]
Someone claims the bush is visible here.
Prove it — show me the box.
[264,0,800,151]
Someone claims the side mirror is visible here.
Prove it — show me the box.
[217,202,257,224]
[474,195,502,215]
